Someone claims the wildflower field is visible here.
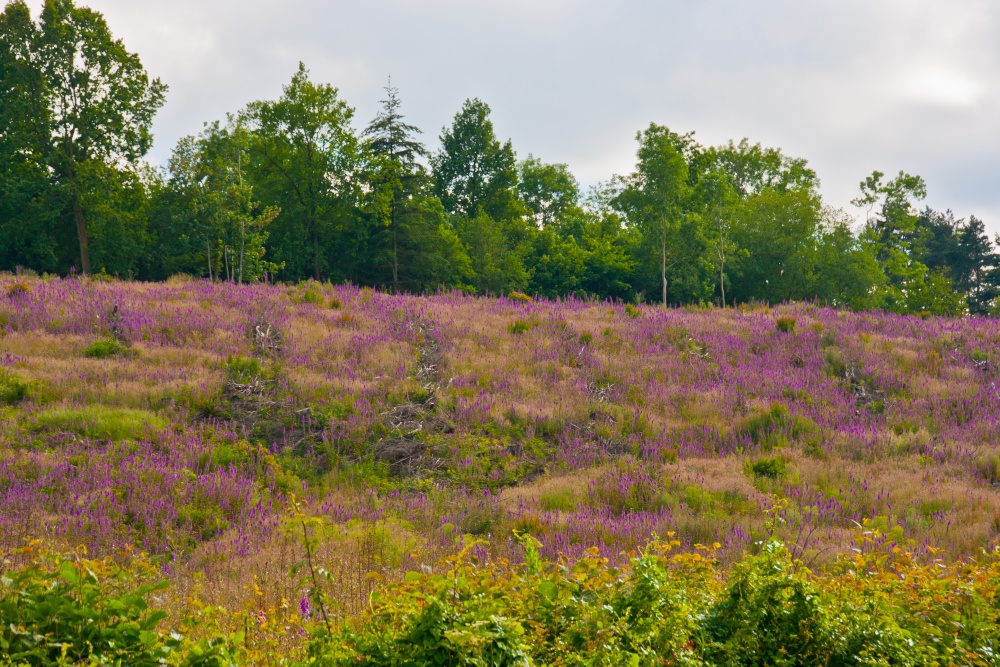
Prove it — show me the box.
[4,275,1000,665]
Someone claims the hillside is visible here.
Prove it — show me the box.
[3,275,1000,663]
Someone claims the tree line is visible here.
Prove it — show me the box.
[3,0,1000,315]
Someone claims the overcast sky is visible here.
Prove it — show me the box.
[26,0,1000,230]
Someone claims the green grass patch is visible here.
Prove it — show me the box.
[0,369,28,405]
[32,405,168,442]
[745,455,788,481]
[84,338,134,359]
[538,489,578,512]
[508,320,531,335]
[223,355,266,384]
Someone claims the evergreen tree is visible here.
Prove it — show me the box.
[362,81,472,292]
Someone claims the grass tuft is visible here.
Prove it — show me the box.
[84,338,134,359]
[32,405,168,442]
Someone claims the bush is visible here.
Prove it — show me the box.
[84,337,134,359]
[736,403,795,450]
[625,304,641,318]
[745,455,787,480]
[508,320,531,335]
[303,536,1000,666]
[974,450,1000,485]
[508,291,533,304]
[5,280,29,299]
[223,355,265,384]
[0,369,28,405]
[300,289,323,306]
[775,316,796,333]
[0,549,179,667]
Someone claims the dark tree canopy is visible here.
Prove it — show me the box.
[0,0,166,274]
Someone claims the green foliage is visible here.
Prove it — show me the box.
[0,548,178,666]
[0,0,167,275]
[508,320,531,335]
[0,369,28,405]
[745,456,787,480]
[0,0,994,324]
[508,291,533,303]
[6,535,1000,667]
[974,450,1000,485]
[431,98,523,223]
[518,155,580,228]
[0,1,988,312]
[304,534,1000,666]
[84,337,133,359]
[224,355,265,384]
[32,405,167,442]
[696,542,833,666]
[736,403,794,448]
[775,316,796,333]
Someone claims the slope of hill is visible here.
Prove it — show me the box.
[3,275,1000,663]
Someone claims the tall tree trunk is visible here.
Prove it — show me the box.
[661,219,667,308]
[239,219,245,284]
[720,256,726,308]
[72,192,90,275]
[312,223,320,281]
[719,219,726,308]
[391,201,398,294]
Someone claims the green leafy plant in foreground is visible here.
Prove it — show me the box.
[0,545,177,666]
[301,528,1000,667]
[6,526,1000,666]
[0,544,241,667]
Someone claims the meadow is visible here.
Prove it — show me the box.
[3,274,1000,665]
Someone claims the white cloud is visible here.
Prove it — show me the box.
[22,0,1000,230]
[899,66,984,108]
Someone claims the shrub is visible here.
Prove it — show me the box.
[823,346,847,378]
[775,316,797,333]
[508,291,533,304]
[0,369,28,405]
[745,455,787,480]
[737,403,790,448]
[625,304,641,318]
[697,542,834,665]
[508,320,531,335]
[329,297,342,309]
[974,450,1000,485]
[300,289,323,306]
[305,536,1000,666]
[84,337,134,359]
[0,548,179,667]
[5,280,29,299]
[224,354,265,384]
